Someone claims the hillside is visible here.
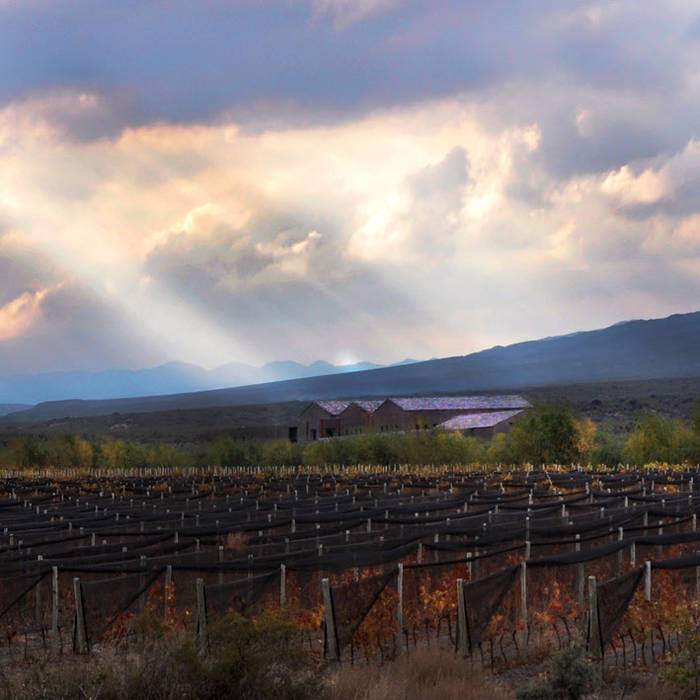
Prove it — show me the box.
[2,311,698,425]
[0,359,384,405]
[1,377,697,444]
[0,404,31,417]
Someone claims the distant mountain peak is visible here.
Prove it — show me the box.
[1,310,697,412]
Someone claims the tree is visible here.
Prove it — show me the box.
[510,405,581,465]
[625,413,694,464]
[10,435,47,469]
[574,417,597,464]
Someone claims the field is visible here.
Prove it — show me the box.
[0,465,698,697]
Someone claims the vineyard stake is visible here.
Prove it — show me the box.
[618,528,624,573]
[195,578,208,657]
[280,564,286,607]
[321,578,339,661]
[456,578,468,658]
[397,564,404,654]
[73,578,88,655]
[164,565,172,619]
[51,566,59,655]
[587,575,601,659]
[644,561,651,600]
[520,561,527,649]
[35,555,42,627]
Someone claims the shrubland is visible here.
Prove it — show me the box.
[1,405,698,470]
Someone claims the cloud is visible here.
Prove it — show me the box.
[312,0,404,28]
[0,287,51,340]
[0,3,699,373]
[0,1,694,141]
[601,165,672,205]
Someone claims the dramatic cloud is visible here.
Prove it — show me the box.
[0,2,698,373]
[0,288,51,340]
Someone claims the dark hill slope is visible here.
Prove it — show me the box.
[3,311,698,424]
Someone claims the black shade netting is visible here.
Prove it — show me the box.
[169,568,224,625]
[594,567,643,651]
[285,568,322,611]
[0,571,52,648]
[648,566,699,626]
[79,569,163,645]
[525,563,583,643]
[402,559,471,642]
[205,571,280,618]
[330,569,396,653]
[461,565,518,651]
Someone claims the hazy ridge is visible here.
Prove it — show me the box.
[0,359,387,406]
[2,311,697,425]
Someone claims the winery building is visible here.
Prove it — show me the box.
[295,394,530,441]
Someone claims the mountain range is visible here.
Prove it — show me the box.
[2,311,698,425]
[0,359,407,407]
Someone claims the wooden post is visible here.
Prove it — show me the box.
[195,578,207,656]
[73,577,88,654]
[644,561,652,601]
[457,578,468,657]
[695,551,699,600]
[397,564,404,653]
[218,546,224,585]
[618,527,624,573]
[139,555,147,616]
[520,561,527,648]
[35,555,43,626]
[587,575,601,658]
[630,542,636,568]
[280,564,286,607]
[164,565,172,619]
[321,578,338,661]
[51,566,59,655]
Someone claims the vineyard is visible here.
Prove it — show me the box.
[0,465,698,684]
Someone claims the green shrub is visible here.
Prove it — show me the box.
[515,645,593,700]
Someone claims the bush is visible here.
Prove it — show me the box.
[661,603,700,700]
[516,645,593,700]
[1,610,320,700]
[625,413,696,464]
[510,405,588,465]
[591,430,626,467]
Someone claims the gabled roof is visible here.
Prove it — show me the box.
[387,395,531,411]
[351,400,384,413]
[314,400,354,416]
[439,409,524,430]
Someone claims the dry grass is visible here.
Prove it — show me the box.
[632,679,685,700]
[323,649,514,700]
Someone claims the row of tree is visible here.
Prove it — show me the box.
[1,406,699,470]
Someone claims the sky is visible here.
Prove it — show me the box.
[0,0,699,374]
